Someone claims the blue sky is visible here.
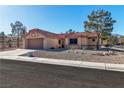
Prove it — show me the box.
[0,5,124,35]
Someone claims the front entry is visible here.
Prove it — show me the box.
[28,38,43,49]
[59,39,65,48]
[61,39,65,48]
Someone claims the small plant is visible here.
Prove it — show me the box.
[75,51,79,54]
[27,52,33,57]
[50,47,55,49]
[105,44,110,47]
[70,47,75,52]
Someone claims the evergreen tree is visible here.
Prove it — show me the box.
[84,9,116,49]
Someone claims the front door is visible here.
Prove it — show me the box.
[61,39,65,48]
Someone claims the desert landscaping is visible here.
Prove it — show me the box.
[22,48,124,64]
[1,6,124,88]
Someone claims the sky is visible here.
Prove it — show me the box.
[0,5,124,35]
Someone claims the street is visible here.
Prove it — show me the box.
[1,59,124,88]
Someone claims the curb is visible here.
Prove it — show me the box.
[0,56,124,72]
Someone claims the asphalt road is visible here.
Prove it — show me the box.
[1,59,124,88]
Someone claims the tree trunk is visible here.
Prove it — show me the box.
[96,33,100,50]
[109,34,112,49]
[17,32,19,48]
[1,36,5,50]
[17,37,19,48]
[17,30,20,48]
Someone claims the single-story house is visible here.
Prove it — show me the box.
[22,28,101,50]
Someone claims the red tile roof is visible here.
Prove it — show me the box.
[57,31,99,38]
[56,34,66,39]
[25,28,99,39]
[25,28,58,38]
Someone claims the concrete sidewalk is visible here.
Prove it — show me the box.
[0,55,124,72]
[111,47,124,52]
[0,49,35,56]
[0,49,124,72]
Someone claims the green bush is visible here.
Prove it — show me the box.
[105,44,110,47]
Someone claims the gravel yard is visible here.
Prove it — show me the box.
[22,49,124,64]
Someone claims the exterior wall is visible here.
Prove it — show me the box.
[25,32,46,39]
[24,30,101,50]
[80,37,89,49]
[65,38,77,49]
[88,38,97,45]
[22,38,26,48]
[44,38,59,49]
[24,31,46,49]
[23,38,29,49]
[64,36,101,50]
[65,37,89,49]
[24,31,59,49]
[65,38,69,47]
[87,37,101,50]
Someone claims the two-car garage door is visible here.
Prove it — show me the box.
[27,38,44,49]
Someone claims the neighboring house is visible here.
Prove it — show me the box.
[0,35,23,49]
[6,36,23,48]
[118,37,124,45]
[0,35,7,48]
[23,28,101,50]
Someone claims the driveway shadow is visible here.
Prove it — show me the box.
[29,48,69,52]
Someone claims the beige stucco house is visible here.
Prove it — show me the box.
[23,28,101,50]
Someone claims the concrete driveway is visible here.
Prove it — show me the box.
[0,49,35,56]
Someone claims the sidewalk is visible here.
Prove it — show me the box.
[111,47,124,52]
[0,49,35,56]
[0,55,124,72]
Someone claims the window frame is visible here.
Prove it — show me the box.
[69,38,78,45]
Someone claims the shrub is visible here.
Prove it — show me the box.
[50,47,55,49]
[27,52,33,57]
[105,44,110,47]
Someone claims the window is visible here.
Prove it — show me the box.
[58,40,61,44]
[69,38,77,44]
[92,39,95,42]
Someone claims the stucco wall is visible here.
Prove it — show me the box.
[87,37,102,50]
[23,30,101,50]
[88,38,97,45]
[24,31,46,49]
[80,37,89,49]
[65,38,77,48]
[44,38,59,49]
[65,38,69,46]
[65,37,89,49]
[25,31,46,39]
